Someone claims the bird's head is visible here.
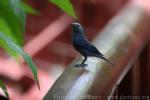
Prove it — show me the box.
[71,22,84,34]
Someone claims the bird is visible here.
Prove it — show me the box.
[71,22,113,67]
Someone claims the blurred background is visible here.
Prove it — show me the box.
[0,0,150,99]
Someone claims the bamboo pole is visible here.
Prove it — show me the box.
[44,3,150,100]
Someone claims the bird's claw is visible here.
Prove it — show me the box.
[81,64,88,67]
[74,64,88,68]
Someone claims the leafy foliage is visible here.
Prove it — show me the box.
[0,0,25,45]
[0,32,40,89]
[0,80,9,98]
[0,0,40,94]
[0,0,80,96]
[49,0,77,19]
[20,1,39,15]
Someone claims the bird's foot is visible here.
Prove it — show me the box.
[74,64,88,68]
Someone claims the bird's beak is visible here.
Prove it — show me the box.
[71,23,74,26]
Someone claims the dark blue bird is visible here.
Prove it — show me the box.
[71,22,113,67]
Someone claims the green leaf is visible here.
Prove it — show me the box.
[9,0,26,32]
[0,17,18,56]
[49,0,77,19]
[0,80,9,98]
[0,0,39,90]
[10,43,40,89]
[1,0,26,32]
[0,32,40,89]
[0,0,26,57]
[0,0,25,45]
[20,1,39,15]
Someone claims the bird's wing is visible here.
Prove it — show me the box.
[74,35,103,56]
[82,42,103,56]
[85,43,103,56]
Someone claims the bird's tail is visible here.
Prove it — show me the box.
[101,56,114,66]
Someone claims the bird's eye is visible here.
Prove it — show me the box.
[76,25,79,27]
